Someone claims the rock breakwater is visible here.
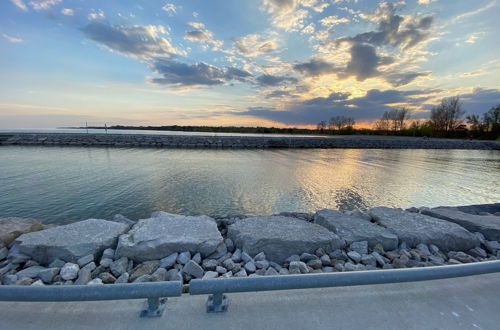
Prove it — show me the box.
[0,204,499,286]
[1,133,499,150]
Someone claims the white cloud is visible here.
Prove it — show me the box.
[61,8,74,16]
[451,1,497,23]
[233,33,279,57]
[465,32,485,45]
[162,3,178,15]
[320,15,350,28]
[88,9,105,21]
[301,0,329,13]
[187,22,205,29]
[2,33,24,43]
[417,0,437,4]
[10,0,28,11]
[29,0,62,11]
[260,0,309,32]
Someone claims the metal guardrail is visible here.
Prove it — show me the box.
[0,281,183,317]
[189,260,500,312]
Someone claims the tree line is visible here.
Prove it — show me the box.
[316,96,499,140]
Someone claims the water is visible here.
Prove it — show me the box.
[0,146,498,224]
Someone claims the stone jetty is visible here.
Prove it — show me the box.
[1,133,499,150]
[0,203,499,286]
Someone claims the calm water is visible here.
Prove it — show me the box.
[0,146,498,224]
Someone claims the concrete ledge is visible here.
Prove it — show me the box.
[1,133,499,150]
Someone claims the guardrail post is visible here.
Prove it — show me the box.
[140,297,167,318]
[206,293,228,313]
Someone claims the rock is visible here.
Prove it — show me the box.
[115,213,223,262]
[74,268,92,285]
[77,254,94,267]
[202,259,218,271]
[15,219,128,264]
[369,207,479,252]
[371,252,385,267]
[474,232,486,245]
[285,255,300,263]
[393,255,409,268]
[416,244,431,256]
[160,253,178,269]
[265,267,279,276]
[60,263,80,281]
[177,252,191,265]
[323,266,335,272]
[202,271,219,280]
[314,209,398,251]
[315,248,327,257]
[91,265,107,278]
[429,244,440,254]
[216,266,227,274]
[320,254,332,266]
[447,251,476,263]
[344,262,363,272]
[38,267,60,283]
[110,257,129,277]
[182,260,204,279]
[130,261,159,282]
[300,253,317,262]
[279,268,290,275]
[241,252,253,263]
[269,262,282,271]
[350,241,369,255]
[3,274,18,285]
[88,278,103,285]
[428,255,445,265]
[228,216,343,263]
[102,249,115,260]
[6,246,30,264]
[421,207,500,241]
[115,272,129,284]
[361,255,377,266]
[255,269,266,276]
[31,279,45,286]
[98,272,116,284]
[223,271,233,278]
[99,258,113,268]
[111,214,135,227]
[0,247,8,261]
[16,266,46,279]
[133,274,152,283]
[254,252,266,261]
[151,268,167,282]
[49,259,66,268]
[289,261,309,274]
[468,247,487,258]
[244,261,256,273]
[208,243,227,259]
[234,269,248,277]
[255,260,269,269]
[231,249,242,262]
[347,251,361,263]
[222,258,236,271]
[484,241,500,254]
[225,238,235,253]
[167,269,182,282]
[0,217,44,246]
[307,259,322,269]
[16,277,34,285]
[192,253,202,265]
[81,262,96,273]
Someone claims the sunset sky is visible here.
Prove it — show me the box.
[1,0,499,128]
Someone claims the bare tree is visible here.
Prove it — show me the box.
[328,116,356,131]
[316,120,327,131]
[430,96,465,132]
[374,108,410,131]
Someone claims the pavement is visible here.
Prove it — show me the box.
[1,273,499,330]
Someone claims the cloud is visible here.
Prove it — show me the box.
[343,43,394,81]
[260,0,309,31]
[162,3,178,16]
[320,15,350,28]
[293,58,336,76]
[2,33,24,43]
[234,89,434,125]
[10,0,28,11]
[61,8,73,16]
[460,88,500,115]
[256,74,298,86]
[385,71,431,87]
[184,22,223,50]
[81,22,183,59]
[301,0,329,13]
[451,1,496,23]
[417,0,437,4]
[29,0,61,11]
[233,33,278,57]
[149,58,251,88]
[265,90,294,98]
[88,9,105,21]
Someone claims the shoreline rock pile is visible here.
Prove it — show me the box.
[1,204,499,286]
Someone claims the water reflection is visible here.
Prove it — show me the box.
[0,146,498,224]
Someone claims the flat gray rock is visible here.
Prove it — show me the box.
[314,209,398,251]
[228,216,344,263]
[115,213,223,262]
[421,207,500,241]
[14,219,129,264]
[369,207,479,252]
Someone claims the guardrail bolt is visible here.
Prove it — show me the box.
[206,293,228,313]
[140,297,167,318]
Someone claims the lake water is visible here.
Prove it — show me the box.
[0,146,498,224]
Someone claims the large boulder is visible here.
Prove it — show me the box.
[227,216,344,263]
[0,218,44,246]
[369,207,479,252]
[115,212,223,262]
[421,207,500,241]
[15,219,129,264]
[314,209,399,251]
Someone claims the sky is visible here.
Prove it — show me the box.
[1,0,500,129]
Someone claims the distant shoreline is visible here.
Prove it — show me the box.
[1,132,499,150]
